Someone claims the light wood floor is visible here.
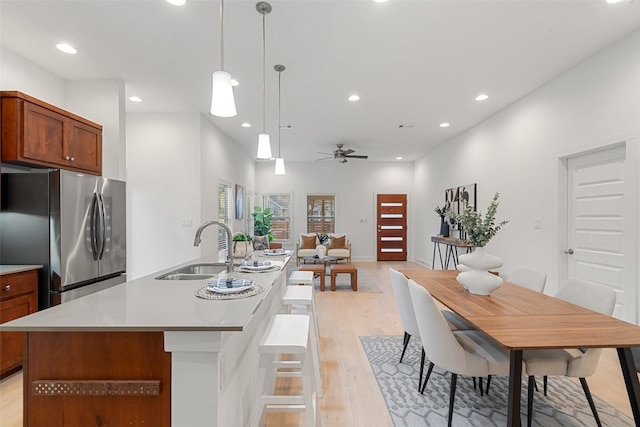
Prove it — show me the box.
[0,261,635,426]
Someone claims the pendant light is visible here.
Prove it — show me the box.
[210,0,237,117]
[274,64,286,175]
[256,2,272,159]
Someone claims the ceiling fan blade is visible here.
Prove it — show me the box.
[315,156,333,161]
[342,149,355,155]
[316,151,333,156]
[344,155,368,159]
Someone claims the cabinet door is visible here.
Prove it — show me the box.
[0,270,38,377]
[65,119,102,174]
[0,293,37,375]
[23,101,66,164]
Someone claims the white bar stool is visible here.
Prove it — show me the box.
[253,314,319,427]
[282,285,323,398]
[289,270,314,286]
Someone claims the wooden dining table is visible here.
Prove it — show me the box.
[401,269,640,427]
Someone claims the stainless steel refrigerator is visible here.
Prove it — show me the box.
[0,168,126,309]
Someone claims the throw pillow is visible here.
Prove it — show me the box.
[330,235,346,249]
[253,235,270,251]
[301,235,317,249]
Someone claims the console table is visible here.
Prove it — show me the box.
[430,236,474,270]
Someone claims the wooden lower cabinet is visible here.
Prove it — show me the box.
[24,332,171,426]
[0,269,38,378]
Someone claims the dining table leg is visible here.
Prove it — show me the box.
[617,347,640,424]
[507,349,523,427]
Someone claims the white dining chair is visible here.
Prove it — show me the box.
[509,267,547,293]
[523,277,617,427]
[407,279,510,427]
[389,268,475,391]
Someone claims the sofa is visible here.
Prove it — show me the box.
[296,233,351,265]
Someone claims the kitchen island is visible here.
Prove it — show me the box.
[0,254,292,426]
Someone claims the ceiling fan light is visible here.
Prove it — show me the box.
[210,71,237,117]
[257,133,272,159]
[274,157,286,175]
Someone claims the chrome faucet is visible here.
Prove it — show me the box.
[193,220,234,272]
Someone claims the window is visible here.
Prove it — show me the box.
[262,193,291,240]
[218,182,232,252]
[307,195,335,233]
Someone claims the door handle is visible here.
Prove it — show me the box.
[564,249,574,255]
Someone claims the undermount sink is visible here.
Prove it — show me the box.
[155,263,231,280]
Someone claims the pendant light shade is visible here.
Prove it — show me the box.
[210,0,237,117]
[210,71,236,117]
[274,64,286,175]
[274,157,286,175]
[256,2,272,159]
[257,133,272,159]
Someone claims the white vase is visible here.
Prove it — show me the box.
[456,247,503,295]
[316,245,327,259]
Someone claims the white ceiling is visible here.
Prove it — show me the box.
[2,0,640,162]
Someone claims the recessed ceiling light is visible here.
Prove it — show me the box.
[128,96,142,103]
[241,122,251,128]
[475,94,489,101]
[606,0,624,3]
[348,94,360,102]
[56,43,77,54]
[231,79,239,87]
[166,0,186,5]
[395,156,403,160]
[440,122,450,128]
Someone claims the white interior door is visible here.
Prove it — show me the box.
[566,145,633,320]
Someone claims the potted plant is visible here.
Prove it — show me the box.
[448,192,509,295]
[434,205,449,237]
[232,232,253,259]
[252,206,274,250]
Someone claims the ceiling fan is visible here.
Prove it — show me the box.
[316,143,369,163]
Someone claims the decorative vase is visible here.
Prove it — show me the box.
[456,247,503,295]
[232,240,253,259]
[439,218,449,237]
[316,245,327,259]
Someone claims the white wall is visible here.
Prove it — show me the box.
[126,113,202,279]
[413,30,640,296]
[255,160,414,261]
[200,116,256,258]
[0,46,66,105]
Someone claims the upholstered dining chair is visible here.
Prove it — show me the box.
[523,277,617,427]
[407,279,511,427]
[509,267,547,293]
[388,268,474,391]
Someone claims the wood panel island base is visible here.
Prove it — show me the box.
[1,254,291,427]
[24,332,171,426]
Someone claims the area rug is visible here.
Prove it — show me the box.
[361,335,634,426]
[285,265,382,293]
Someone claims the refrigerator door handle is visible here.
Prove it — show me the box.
[97,193,107,260]
[90,193,100,261]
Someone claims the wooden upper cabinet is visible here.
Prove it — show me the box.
[1,91,102,175]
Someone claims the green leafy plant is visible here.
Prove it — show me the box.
[448,192,509,247]
[252,206,274,241]
[232,232,252,241]
[434,206,447,218]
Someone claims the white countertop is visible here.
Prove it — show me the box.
[0,265,43,275]
[0,254,291,332]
